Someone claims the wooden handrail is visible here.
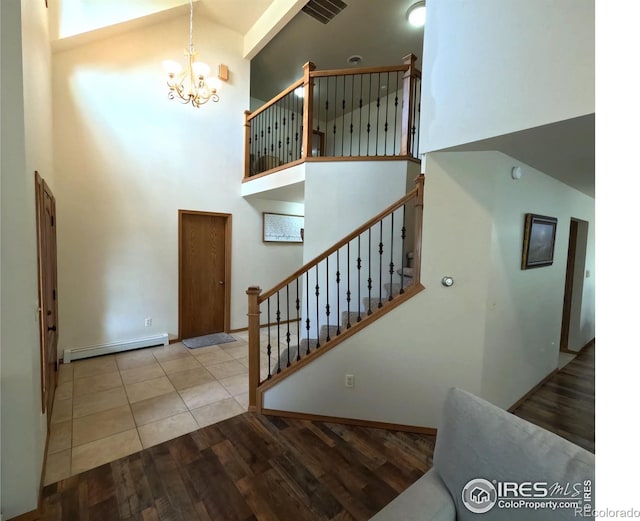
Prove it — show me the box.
[258,175,425,303]
[310,64,409,78]
[247,78,305,123]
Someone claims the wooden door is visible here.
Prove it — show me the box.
[179,211,231,339]
[35,171,59,416]
[560,219,579,352]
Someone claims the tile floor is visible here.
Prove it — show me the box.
[44,332,269,485]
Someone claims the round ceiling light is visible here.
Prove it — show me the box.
[347,55,363,65]
[407,1,426,27]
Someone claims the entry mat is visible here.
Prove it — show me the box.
[183,332,236,349]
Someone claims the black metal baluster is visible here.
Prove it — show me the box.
[332,76,338,156]
[388,212,395,301]
[325,77,330,155]
[325,258,331,342]
[358,75,364,156]
[261,113,266,172]
[305,271,311,354]
[378,220,384,308]
[286,284,291,367]
[296,277,301,361]
[277,101,282,165]
[341,74,346,156]
[315,77,321,153]
[401,204,407,294]
[384,71,390,155]
[367,228,372,315]
[346,242,352,328]
[375,72,381,156]
[276,290,281,373]
[336,250,341,335]
[414,78,421,158]
[294,92,300,159]
[366,73,372,156]
[357,236,362,322]
[268,104,273,160]
[349,75,355,156]
[315,265,320,348]
[281,97,286,164]
[266,297,272,379]
[393,71,400,155]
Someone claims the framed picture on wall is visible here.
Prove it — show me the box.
[263,213,304,243]
[521,213,558,269]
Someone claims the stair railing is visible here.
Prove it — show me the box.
[247,174,424,411]
[244,54,421,179]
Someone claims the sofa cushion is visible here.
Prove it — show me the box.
[370,470,455,521]
[434,388,594,520]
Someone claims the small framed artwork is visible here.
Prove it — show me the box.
[521,213,558,269]
[263,212,304,243]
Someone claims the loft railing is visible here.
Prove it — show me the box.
[244,54,421,179]
[247,175,425,412]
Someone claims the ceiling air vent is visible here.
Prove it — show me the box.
[302,0,347,24]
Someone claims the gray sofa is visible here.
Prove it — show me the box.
[371,387,595,520]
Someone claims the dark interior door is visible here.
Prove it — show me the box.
[560,219,579,351]
[179,212,228,339]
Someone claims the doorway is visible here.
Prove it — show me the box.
[179,211,231,340]
[35,171,59,416]
[560,218,589,352]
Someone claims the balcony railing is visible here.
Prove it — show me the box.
[244,54,421,179]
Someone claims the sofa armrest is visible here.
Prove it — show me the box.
[369,469,456,521]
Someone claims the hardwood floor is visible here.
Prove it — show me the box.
[512,341,595,453]
[41,344,595,520]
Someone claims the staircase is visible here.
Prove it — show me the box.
[247,175,425,412]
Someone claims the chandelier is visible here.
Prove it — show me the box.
[163,0,219,108]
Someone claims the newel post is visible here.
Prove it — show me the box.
[247,286,262,412]
[413,174,425,283]
[301,61,316,160]
[401,53,419,157]
[244,110,252,179]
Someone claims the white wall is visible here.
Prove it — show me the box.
[461,152,594,408]
[421,0,594,152]
[264,151,595,427]
[304,161,417,260]
[52,15,303,352]
[1,0,52,517]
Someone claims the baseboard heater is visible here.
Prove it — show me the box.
[63,333,169,363]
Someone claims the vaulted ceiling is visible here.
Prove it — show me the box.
[51,0,594,198]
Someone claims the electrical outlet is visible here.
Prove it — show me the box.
[345,374,354,388]
[145,317,152,327]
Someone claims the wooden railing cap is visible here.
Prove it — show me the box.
[247,286,262,295]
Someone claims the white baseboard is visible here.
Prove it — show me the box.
[63,333,169,363]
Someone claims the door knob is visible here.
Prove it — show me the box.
[218,280,224,285]
[48,325,57,332]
